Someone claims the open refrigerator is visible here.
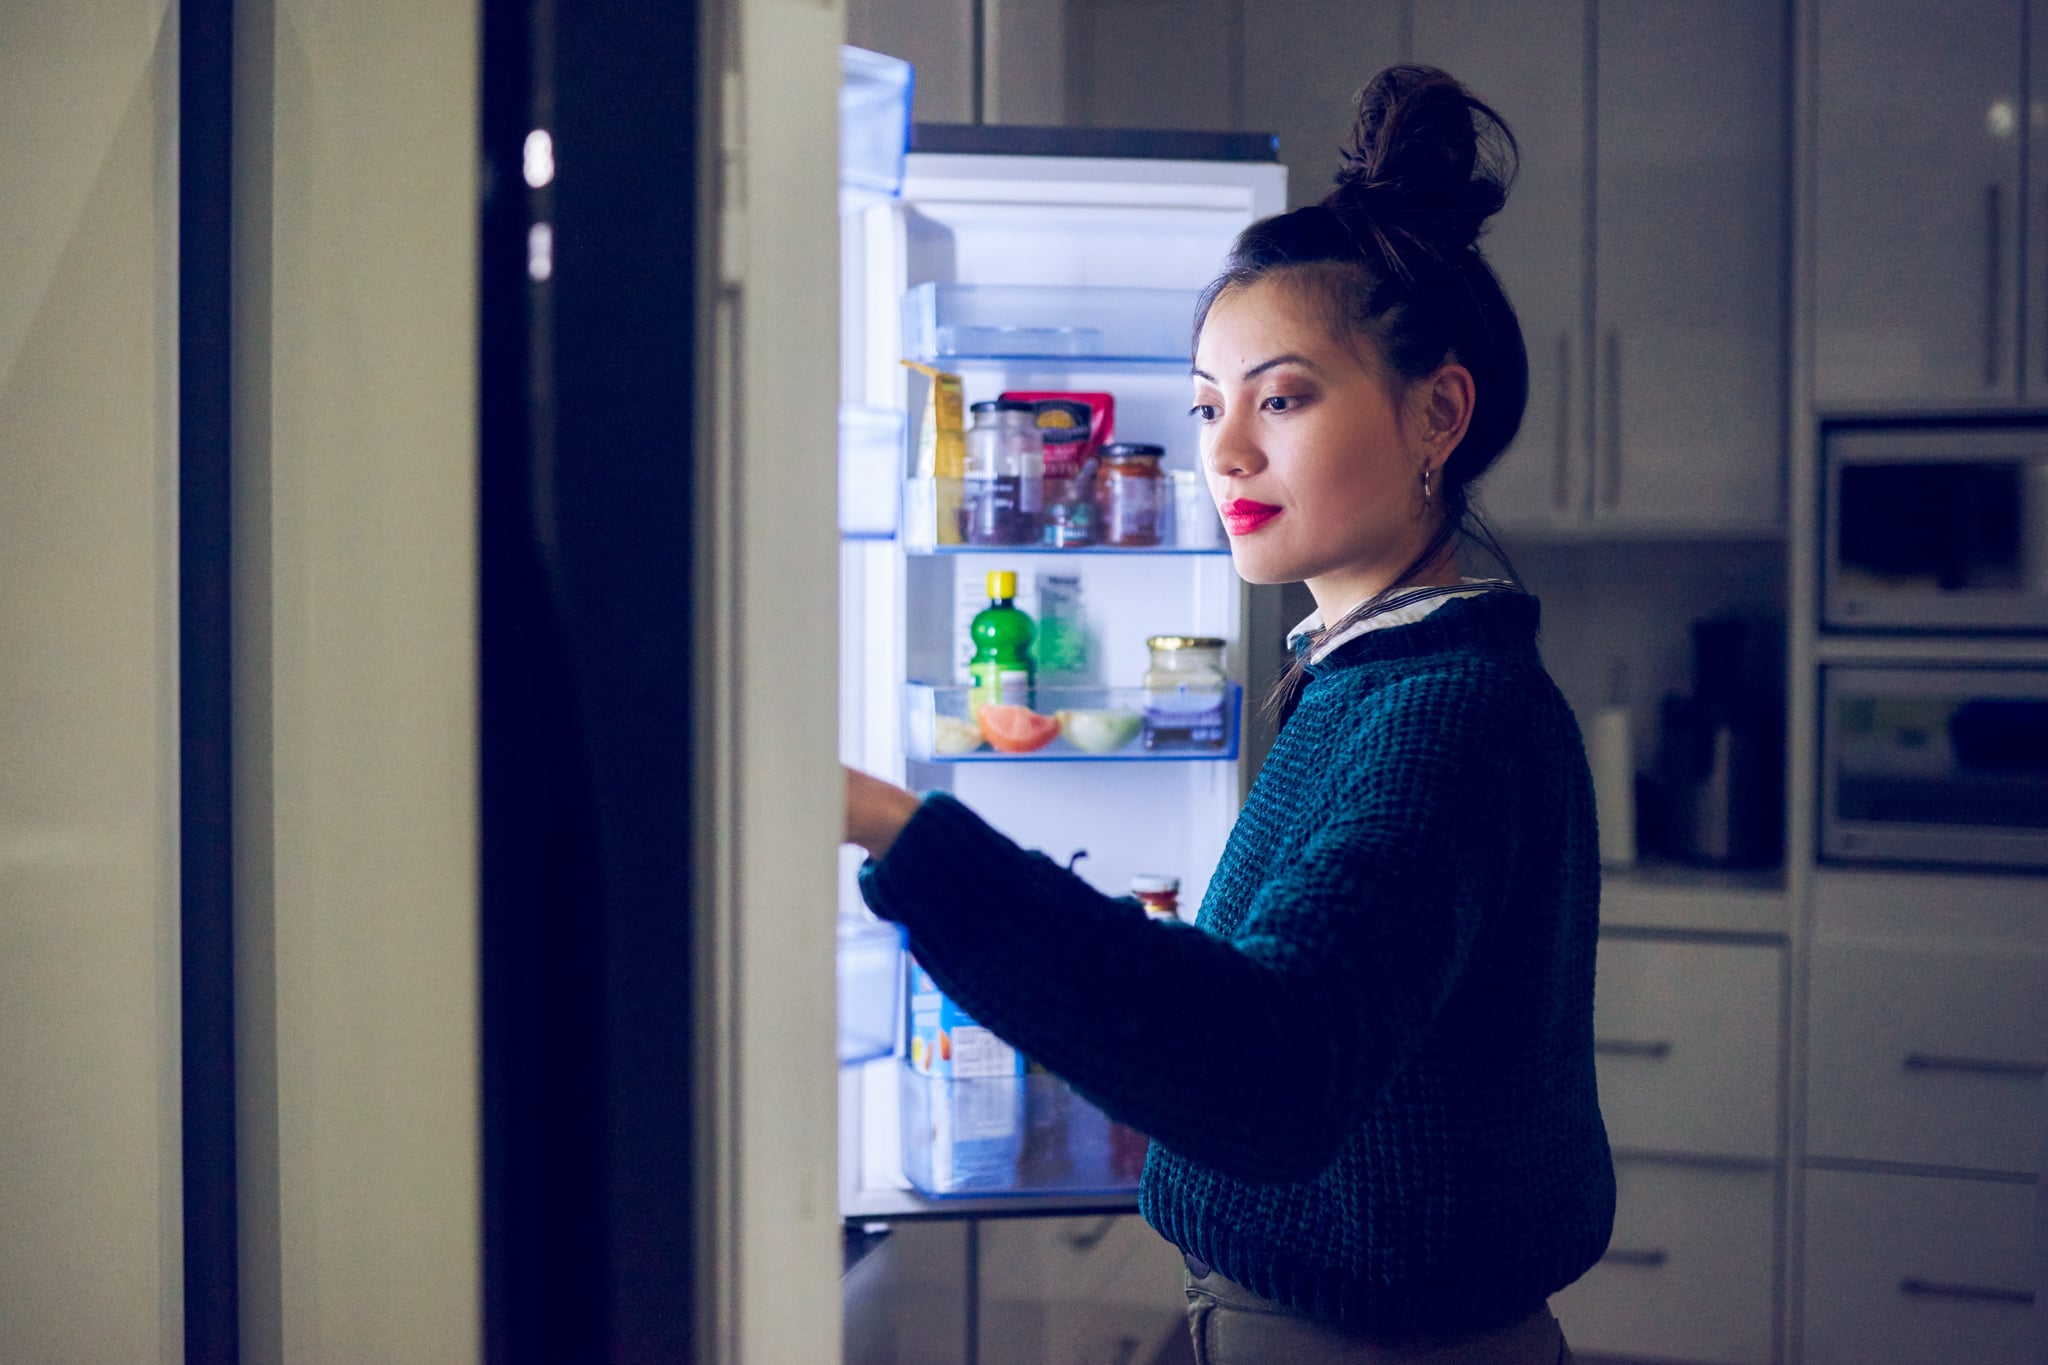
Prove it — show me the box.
[835,49,1288,1218]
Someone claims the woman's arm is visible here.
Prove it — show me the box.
[854,672,1541,1184]
[844,765,920,860]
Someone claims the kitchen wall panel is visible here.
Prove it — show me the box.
[0,3,182,1361]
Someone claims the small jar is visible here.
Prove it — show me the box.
[1039,428,1095,548]
[1097,442,1167,547]
[1130,874,1181,920]
[962,399,1044,546]
[1142,635,1228,751]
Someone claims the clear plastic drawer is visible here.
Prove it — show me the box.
[903,682,1241,762]
[901,283,1200,366]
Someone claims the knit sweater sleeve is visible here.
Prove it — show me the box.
[860,667,1526,1184]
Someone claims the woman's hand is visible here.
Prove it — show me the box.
[844,766,921,860]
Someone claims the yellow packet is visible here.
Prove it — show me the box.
[901,359,965,478]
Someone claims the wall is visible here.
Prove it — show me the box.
[0,2,184,1360]
[231,0,480,1360]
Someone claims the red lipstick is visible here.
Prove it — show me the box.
[1222,499,1283,536]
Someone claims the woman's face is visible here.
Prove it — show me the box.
[1192,276,1451,616]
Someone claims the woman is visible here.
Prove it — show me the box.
[845,66,1614,1365]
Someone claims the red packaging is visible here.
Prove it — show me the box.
[1000,390,1115,457]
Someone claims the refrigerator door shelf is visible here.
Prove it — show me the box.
[839,46,912,214]
[904,682,1242,763]
[839,403,904,539]
[901,477,1229,554]
[903,282,1201,366]
[837,917,904,1066]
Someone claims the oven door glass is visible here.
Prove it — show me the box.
[1825,427,2048,631]
[1823,666,2048,868]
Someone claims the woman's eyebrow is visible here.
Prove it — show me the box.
[1190,353,1321,383]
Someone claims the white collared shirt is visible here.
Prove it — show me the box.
[1287,578,1520,665]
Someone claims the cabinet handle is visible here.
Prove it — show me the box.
[1553,332,1571,512]
[1902,1051,2048,1080]
[1900,1277,2034,1307]
[1986,181,2004,386]
[1594,1038,1673,1059]
[1601,1248,1670,1269]
[1602,330,1621,510]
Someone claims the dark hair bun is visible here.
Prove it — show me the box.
[1325,65,1518,259]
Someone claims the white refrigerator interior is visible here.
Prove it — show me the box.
[837,122,1285,1207]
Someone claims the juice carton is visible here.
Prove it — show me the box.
[905,954,1025,1077]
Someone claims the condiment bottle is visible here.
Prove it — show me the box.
[963,399,1043,545]
[1131,874,1181,920]
[1098,443,1167,547]
[1141,635,1228,750]
[967,570,1035,718]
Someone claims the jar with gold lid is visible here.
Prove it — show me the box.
[1098,442,1167,547]
[1141,635,1227,750]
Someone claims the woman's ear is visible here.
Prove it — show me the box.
[1411,362,1476,471]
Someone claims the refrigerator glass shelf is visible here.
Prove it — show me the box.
[899,1064,1147,1199]
[900,477,1229,554]
[902,282,1201,366]
[838,917,903,1067]
[903,682,1241,762]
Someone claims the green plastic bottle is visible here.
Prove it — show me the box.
[967,569,1036,718]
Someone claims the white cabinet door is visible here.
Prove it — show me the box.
[1593,937,1782,1161]
[1806,938,2048,1175]
[1814,0,2027,408]
[1413,0,1591,532]
[1594,0,1785,530]
[1551,1159,1777,1365]
[1801,1168,2038,1365]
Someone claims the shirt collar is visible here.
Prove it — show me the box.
[1287,578,1519,665]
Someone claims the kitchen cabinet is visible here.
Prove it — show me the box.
[1591,935,1783,1162]
[1806,938,2048,1175]
[1552,1159,1778,1365]
[1811,0,2048,410]
[1795,871,2048,1365]
[1557,928,1785,1364]
[1801,1168,2039,1365]
[1415,0,1787,534]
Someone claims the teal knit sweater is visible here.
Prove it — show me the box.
[860,592,1615,1335]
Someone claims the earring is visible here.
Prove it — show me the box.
[1420,465,1433,504]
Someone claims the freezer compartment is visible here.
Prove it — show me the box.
[901,477,1229,554]
[838,46,911,213]
[903,682,1241,762]
[838,917,904,1066]
[839,403,904,538]
[902,283,1200,365]
[899,1065,1149,1198]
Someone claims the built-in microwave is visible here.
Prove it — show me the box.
[1823,423,2048,632]
[1821,664,2048,870]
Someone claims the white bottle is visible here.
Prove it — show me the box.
[1589,663,1637,868]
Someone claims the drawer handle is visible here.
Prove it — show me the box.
[1602,1248,1669,1269]
[1902,1052,2048,1080]
[1900,1277,2034,1307]
[1595,1038,1673,1060]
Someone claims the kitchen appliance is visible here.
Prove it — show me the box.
[1823,421,2048,632]
[1647,618,1783,867]
[1821,664,2048,869]
[834,96,1287,1213]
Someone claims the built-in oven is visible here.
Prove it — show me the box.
[1823,423,2048,632]
[1821,664,2048,869]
